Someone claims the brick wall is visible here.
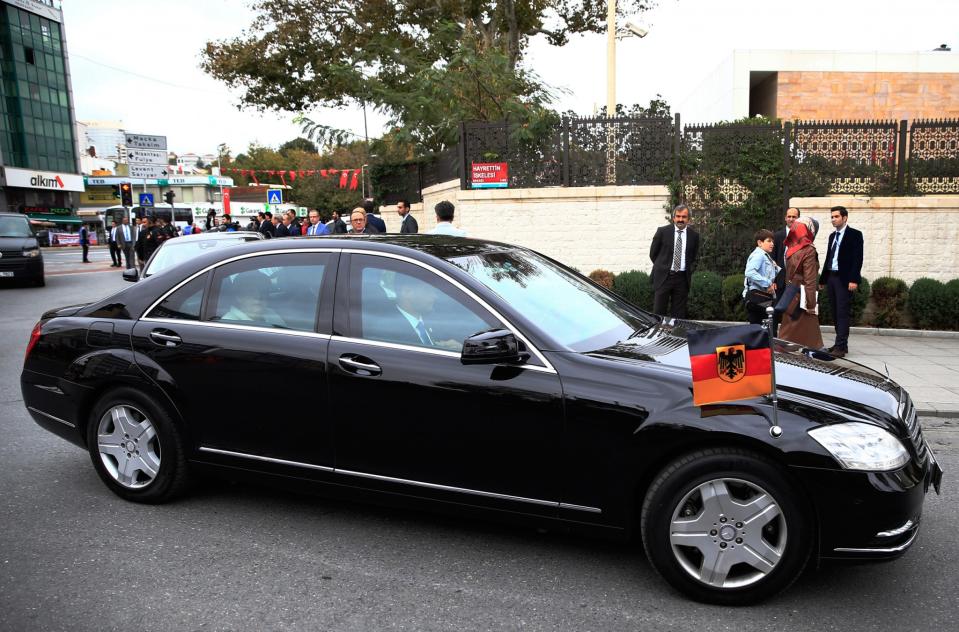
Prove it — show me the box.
[384,180,959,283]
[776,71,959,121]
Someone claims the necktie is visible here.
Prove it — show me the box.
[672,230,683,271]
[124,226,130,241]
[414,320,432,345]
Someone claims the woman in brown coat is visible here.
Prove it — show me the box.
[778,220,824,349]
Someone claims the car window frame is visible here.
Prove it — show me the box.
[333,250,554,373]
[141,248,340,339]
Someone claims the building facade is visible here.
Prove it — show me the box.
[0,0,84,231]
[678,49,959,124]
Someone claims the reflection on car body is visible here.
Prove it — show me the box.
[20,235,942,605]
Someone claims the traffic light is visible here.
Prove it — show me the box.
[120,182,133,206]
[164,191,175,205]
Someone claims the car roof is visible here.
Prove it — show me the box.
[163,231,264,242]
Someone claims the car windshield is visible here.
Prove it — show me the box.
[145,236,256,276]
[448,249,657,352]
[0,216,33,237]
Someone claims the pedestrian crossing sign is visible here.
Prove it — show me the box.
[267,189,283,204]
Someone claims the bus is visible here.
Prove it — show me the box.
[105,205,195,230]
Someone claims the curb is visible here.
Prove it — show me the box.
[916,404,959,419]
[704,320,959,341]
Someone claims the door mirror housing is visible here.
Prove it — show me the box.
[122,268,139,283]
[461,328,526,365]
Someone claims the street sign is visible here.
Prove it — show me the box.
[129,164,169,179]
[267,189,283,204]
[127,149,166,165]
[471,162,509,188]
[125,133,168,150]
[139,193,154,207]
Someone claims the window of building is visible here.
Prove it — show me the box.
[24,47,34,65]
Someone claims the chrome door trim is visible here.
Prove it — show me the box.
[198,446,334,472]
[27,406,75,428]
[197,446,602,514]
[141,317,333,340]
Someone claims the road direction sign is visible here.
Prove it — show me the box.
[139,193,154,207]
[125,133,168,150]
[129,164,169,179]
[127,149,166,165]
[267,189,283,204]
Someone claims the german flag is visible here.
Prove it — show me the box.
[687,324,773,406]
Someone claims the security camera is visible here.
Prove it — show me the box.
[625,21,649,38]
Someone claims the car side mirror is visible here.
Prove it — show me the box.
[122,268,139,283]
[461,328,524,365]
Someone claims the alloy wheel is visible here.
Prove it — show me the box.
[96,405,161,489]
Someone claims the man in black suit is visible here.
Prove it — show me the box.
[258,211,275,239]
[772,207,800,295]
[361,199,387,233]
[819,205,863,358]
[115,216,136,269]
[649,204,700,319]
[397,199,418,234]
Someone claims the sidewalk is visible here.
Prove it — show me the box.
[818,329,959,417]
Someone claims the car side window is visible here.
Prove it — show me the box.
[147,273,207,321]
[208,253,328,332]
[349,255,501,351]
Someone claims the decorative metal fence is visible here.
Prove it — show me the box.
[792,120,899,195]
[907,118,959,194]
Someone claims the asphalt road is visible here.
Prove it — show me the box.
[1,267,956,631]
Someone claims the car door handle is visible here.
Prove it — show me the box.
[149,330,182,346]
[338,354,382,376]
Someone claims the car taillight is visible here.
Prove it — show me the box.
[25,321,43,363]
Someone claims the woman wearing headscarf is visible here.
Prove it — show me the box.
[777,218,824,349]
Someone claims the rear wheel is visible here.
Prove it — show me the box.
[641,448,811,605]
[86,387,189,503]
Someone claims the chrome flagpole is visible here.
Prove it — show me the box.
[765,306,783,438]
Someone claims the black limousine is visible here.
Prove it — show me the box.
[21,235,942,604]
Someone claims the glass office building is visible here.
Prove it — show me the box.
[0,0,84,224]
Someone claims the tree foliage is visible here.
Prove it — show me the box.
[201,1,655,153]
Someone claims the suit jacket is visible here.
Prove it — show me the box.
[330,219,348,234]
[79,226,89,245]
[819,226,864,285]
[259,222,275,239]
[649,224,700,289]
[115,224,134,249]
[367,214,387,233]
[772,226,788,291]
[274,223,293,237]
[400,213,419,234]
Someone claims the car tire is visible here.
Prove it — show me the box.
[34,276,45,287]
[86,387,190,503]
[641,448,812,605]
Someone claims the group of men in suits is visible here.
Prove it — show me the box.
[771,205,863,357]
[651,203,863,356]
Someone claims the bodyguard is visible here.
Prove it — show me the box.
[649,204,700,319]
[819,205,863,358]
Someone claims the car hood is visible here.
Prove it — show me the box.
[0,235,38,250]
[586,318,904,426]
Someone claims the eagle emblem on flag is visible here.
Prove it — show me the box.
[716,344,746,383]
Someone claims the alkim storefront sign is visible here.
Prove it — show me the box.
[2,167,85,192]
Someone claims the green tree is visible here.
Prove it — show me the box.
[201,1,656,153]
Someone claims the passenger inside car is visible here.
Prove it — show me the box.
[215,271,288,328]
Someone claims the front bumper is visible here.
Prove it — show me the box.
[796,448,942,560]
[0,254,44,279]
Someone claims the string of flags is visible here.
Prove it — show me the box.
[223,167,362,190]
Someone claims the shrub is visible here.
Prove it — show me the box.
[946,279,959,330]
[688,271,724,320]
[612,270,653,311]
[721,274,748,321]
[909,278,947,329]
[817,276,870,326]
[871,277,909,328]
[588,269,616,289]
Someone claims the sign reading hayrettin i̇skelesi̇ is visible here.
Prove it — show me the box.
[471,162,509,188]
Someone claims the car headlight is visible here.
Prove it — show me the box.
[22,247,40,258]
[808,422,910,471]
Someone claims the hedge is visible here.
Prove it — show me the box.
[721,274,748,321]
[871,277,910,327]
[818,277,871,326]
[947,279,959,330]
[588,269,615,289]
[612,270,653,311]
[688,271,724,320]
[909,278,948,329]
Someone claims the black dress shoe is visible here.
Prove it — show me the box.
[830,348,847,358]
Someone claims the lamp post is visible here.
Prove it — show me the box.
[215,143,226,206]
[606,1,617,184]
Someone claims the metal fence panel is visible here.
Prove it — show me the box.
[907,118,959,194]
[792,120,898,195]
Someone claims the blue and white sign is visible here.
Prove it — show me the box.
[139,193,154,207]
[267,189,283,204]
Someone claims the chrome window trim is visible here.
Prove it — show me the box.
[142,317,333,340]
[140,246,556,374]
[27,406,75,428]
[197,446,602,514]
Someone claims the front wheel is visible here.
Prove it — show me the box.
[641,448,812,605]
[86,387,190,503]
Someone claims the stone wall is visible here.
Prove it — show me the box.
[776,71,959,121]
[381,181,959,283]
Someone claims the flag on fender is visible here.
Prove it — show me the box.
[687,324,773,406]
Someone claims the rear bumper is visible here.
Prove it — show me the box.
[21,369,86,449]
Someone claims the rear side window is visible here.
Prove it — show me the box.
[147,273,207,321]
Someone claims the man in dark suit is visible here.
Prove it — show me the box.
[361,199,387,233]
[107,220,120,267]
[819,205,863,358]
[258,211,275,239]
[79,224,90,262]
[348,208,380,234]
[115,216,136,269]
[649,204,700,319]
[772,207,800,295]
[397,199,418,234]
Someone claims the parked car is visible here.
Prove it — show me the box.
[122,230,263,282]
[21,235,942,604]
[0,212,44,286]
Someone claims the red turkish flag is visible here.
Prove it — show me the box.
[298,170,306,177]
[339,171,349,188]
[267,170,276,176]
[320,169,328,177]
[349,169,359,190]
[289,170,297,181]
[223,188,231,215]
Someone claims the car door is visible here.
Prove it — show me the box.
[329,252,565,515]
[132,250,337,469]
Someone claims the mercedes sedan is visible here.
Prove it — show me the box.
[20,235,942,604]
